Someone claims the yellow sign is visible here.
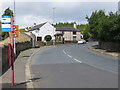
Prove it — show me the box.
[10,25,19,38]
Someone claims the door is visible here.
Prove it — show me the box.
[37,37,42,41]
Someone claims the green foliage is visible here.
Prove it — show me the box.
[53,22,74,27]
[86,10,120,42]
[1,8,13,40]
[0,21,1,29]
[44,35,52,41]
[3,7,13,15]
[77,24,91,40]
[1,32,9,40]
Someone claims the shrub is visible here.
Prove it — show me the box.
[44,35,52,41]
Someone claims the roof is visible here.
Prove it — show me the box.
[0,32,31,46]
[28,22,47,31]
[54,33,63,36]
[55,26,80,32]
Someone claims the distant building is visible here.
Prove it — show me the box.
[28,22,83,42]
[28,22,56,41]
[55,26,83,42]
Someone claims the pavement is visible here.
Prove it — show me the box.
[1,42,118,89]
[1,47,42,89]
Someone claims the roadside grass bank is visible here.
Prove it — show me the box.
[88,45,119,59]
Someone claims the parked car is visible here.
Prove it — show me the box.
[77,39,86,44]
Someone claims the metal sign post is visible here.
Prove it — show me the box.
[11,16,14,86]
[2,15,15,86]
[8,44,12,66]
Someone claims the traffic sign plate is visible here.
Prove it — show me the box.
[1,15,13,32]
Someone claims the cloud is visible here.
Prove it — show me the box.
[2,0,119,2]
[16,14,53,28]
[1,1,118,28]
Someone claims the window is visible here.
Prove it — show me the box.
[36,30,38,34]
[73,36,76,41]
[73,31,76,35]
[37,37,42,41]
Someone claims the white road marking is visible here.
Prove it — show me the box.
[68,55,72,58]
[74,58,82,63]
[63,49,82,64]
[63,49,66,54]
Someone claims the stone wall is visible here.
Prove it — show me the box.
[99,41,120,52]
[1,41,32,68]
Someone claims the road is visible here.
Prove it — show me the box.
[30,42,118,88]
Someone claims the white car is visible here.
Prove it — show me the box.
[77,39,86,44]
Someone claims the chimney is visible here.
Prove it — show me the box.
[73,22,77,28]
[33,23,36,26]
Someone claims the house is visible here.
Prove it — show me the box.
[28,22,83,42]
[28,22,56,41]
[54,24,83,42]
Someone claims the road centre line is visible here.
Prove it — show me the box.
[63,49,67,54]
[73,58,82,63]
[68,55,72,58]
[63,49,82,64]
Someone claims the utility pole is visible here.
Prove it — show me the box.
[53,7,56,45]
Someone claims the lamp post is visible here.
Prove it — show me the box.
[53,7,56,24]
[53,7,56,45]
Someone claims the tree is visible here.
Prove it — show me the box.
[54,22,74,27]
[2,8,13,40]
[86,10,106,40]
[0,21,2,40]
[86,10,120,42]
[77,24,91,40]
[3,7,13,15]
[44,35,52,41]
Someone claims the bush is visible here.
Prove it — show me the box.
[44,35,52,41]
[86,10,120,42]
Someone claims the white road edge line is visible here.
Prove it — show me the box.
[63,49,82,64]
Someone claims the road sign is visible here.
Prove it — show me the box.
[10,25,19,38]
[2,15,15,86]
[1,15,13,32]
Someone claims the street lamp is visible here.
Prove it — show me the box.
[53,7,56,24]
[52,7,56,45]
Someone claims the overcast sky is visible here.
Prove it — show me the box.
[1,0,119,28]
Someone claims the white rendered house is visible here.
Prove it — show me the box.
[28,22,56,41]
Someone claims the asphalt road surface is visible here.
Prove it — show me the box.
[30,42,118,88]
